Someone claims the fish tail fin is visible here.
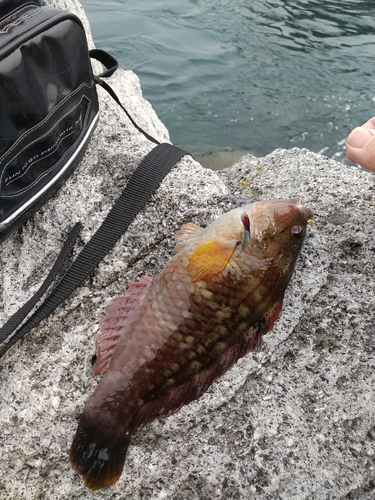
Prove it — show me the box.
[69,410,130,491]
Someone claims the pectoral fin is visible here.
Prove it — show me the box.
[187,238,238,282]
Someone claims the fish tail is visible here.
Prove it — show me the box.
[69,410,130,491]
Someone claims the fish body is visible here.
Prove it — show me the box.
[70,198,312,490]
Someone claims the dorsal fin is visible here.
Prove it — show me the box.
[187,237,238,282]
[93,276,153,376]
[174,223,203,253]
[132,297,284,429]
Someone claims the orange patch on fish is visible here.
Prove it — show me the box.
[187,238,238,282]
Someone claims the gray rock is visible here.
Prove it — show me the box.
[1,1,375,499]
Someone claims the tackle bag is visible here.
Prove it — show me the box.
[0,0,101,242]
[0,1,190,356]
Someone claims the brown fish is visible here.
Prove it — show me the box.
[70,198,312,490]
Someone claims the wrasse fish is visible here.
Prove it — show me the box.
[70,198,313,490]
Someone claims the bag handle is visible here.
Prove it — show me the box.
[90,48,118,78]
[0,143,189,358]
[90,49,160,145]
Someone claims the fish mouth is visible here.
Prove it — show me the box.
[291,197,314,219]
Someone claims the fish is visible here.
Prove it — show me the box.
[69,197,313,491]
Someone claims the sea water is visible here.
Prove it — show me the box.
[81,0,374,167]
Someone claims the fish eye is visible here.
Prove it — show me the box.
[291,225,303,237]
[241,213,251,234]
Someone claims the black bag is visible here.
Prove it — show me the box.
[0,0,100,242]
[0,1,190,357]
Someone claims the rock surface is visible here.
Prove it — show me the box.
[1,1,375,499]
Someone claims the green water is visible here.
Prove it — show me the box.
[81,0,374,164]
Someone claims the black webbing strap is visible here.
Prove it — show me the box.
[0,143,189,358]
[0,222,82,354]
[89,49,160,145]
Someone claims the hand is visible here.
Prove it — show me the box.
[346,117,375,172]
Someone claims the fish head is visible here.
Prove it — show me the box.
[241,197,313,262]
[184,198,312,283]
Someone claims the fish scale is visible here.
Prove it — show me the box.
[70,198,313,491]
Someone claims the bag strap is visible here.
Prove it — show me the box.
[89,49,160,145]
[0,222,82,353]
[0,143,189,358]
